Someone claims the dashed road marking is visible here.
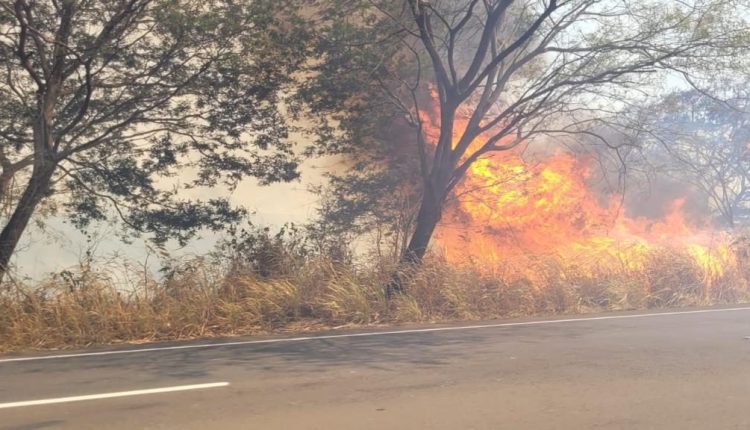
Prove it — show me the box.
[0,382,230,409]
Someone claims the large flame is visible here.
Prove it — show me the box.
[421,99,734,285]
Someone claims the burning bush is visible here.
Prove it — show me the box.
[2,240,748,352]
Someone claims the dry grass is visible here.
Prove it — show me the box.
[2,245,750,352]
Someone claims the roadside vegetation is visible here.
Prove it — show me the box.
[2,227,749,352]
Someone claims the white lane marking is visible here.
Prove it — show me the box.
[0,382,229,409]
[2,306,749,364]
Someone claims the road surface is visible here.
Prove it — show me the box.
[1,306,750,429]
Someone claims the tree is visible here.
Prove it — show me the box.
[299,1,425,261]
[314,138,423,261]
[642,89,750,227]
[317,0,746,276]
[0,0,310,280]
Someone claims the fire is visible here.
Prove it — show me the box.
[451,151,618,255]
[687,244,733,283]
[421,102,733,284]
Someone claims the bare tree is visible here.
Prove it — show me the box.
[641,90,750,227]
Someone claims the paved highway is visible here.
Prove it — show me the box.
[1,306,750,429]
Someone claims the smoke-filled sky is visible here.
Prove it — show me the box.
[15,155,336,280]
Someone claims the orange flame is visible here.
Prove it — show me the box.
[420,98,733,283]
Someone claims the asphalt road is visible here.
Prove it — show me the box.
[1,306,750,430]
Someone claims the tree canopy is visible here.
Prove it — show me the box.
[0,0,311,277]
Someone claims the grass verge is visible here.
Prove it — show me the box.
[2,246,749,352]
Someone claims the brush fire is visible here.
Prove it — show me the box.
[420,106,740,297]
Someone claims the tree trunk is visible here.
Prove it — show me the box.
[402,196,442,264]
[386,187,444,299]
[0,164,56,282]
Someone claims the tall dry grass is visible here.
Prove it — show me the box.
[2,241,750,352]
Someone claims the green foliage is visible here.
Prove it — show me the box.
[300,1,407,154]
[219,223,315,278]
[0,0,311,248]
[300,1,424,250]
[215,222,352,278]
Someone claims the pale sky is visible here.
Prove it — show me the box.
[13,154,339,280]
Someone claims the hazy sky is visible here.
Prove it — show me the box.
[14,154,339,280]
